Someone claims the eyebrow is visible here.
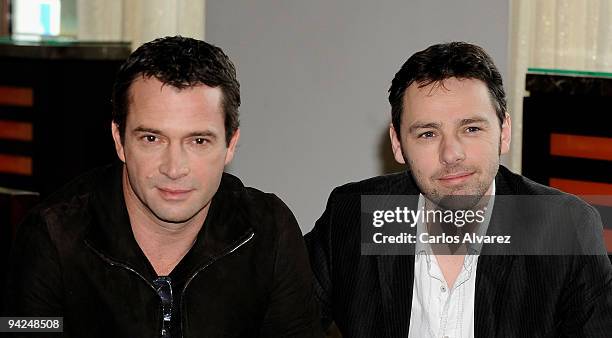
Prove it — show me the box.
[459,117,490,127]
[133,126,218,138]
[407,116,491,134]
[133,126,162,134]
[408,122,441,134]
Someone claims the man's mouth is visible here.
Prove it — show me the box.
[157,187,194,200]
[437,172,474,186]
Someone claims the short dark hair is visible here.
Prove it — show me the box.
[388,42,506,135]
[112,36,240,146]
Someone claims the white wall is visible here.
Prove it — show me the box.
[206,0,509,233]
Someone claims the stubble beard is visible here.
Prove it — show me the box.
[402,137,502,211]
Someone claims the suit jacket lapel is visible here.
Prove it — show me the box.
[377,254,415,338]
[474,255,516,337]
[474,168,519,337]
[369,171,418,337]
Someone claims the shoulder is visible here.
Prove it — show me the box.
[329,171,417,197]
[20,164,117,240]
[46,163,116,204]
[496,165,561,195]
[312,172,418,219]
[497,165,597,212]
[496,166,605,253]
[306,172,417,243]
[37,163,116,213]
[217,172,299,232]
[218,172,291,212]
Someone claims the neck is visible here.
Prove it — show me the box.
[122,168,209,276]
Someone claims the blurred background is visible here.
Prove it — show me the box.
[0,1,610,255]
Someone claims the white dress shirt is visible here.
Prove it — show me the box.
[408,182,495,338]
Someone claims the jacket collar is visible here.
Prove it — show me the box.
[84,162,253,282]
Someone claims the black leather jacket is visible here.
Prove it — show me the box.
[3,163,321,337]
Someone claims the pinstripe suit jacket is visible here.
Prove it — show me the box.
[305,166,612,337]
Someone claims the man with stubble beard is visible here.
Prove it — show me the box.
[306,42,612,337]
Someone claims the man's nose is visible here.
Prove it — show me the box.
[159,143,190,179]
[439,135,466,165]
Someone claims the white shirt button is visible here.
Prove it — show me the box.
[440,285,447,292]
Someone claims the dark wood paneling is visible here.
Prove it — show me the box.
[523,73,612,253]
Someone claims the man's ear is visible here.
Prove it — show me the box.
[224,128,240,165]
[111,122,126,162]
[500,113,511,155]
[389,124,406,164]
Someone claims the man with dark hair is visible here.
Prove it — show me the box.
[3,36,321,337]
[306,42,612,337]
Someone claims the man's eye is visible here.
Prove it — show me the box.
[466,126,481,133]
[419,131,435,138]
[144,135,158,142]
[194,138,208,145]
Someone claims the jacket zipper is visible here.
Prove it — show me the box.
[85,243,168,337]
[86,230,254,337]
[179,230,255,337]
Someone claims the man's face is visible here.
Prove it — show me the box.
[112,77,239,225]
[390,77,511,204]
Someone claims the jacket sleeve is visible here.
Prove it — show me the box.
[557,204,612,336]
[304,189,336,331]
[259,195,323,338]
[2,209,66,337]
